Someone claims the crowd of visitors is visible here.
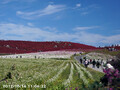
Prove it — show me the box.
[79,56,115,70]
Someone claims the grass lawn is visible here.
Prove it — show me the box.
[0,58,104,90]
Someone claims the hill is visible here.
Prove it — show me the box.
[0,40,99,54]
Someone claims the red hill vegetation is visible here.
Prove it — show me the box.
[0,40,99,54]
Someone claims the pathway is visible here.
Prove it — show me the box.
[74,55,104,73]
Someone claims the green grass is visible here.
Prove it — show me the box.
[87,68,104,82]
[0,58,104,89]
[90,49,120,56]
[69,62,83,89]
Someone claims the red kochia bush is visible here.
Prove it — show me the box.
[0,40,99,54]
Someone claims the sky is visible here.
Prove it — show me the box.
[0,0,120,47]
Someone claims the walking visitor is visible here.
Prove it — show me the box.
[80,58,82,64]
[92,59,96,68]
[96,61,101,68]
[85,60,88,68]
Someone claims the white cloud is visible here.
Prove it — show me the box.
[81,12,89,15]
[0,23,75,41]
[77,4,100,16]
[0,23,120,46]
[27,22,34,26]
[76,4,81,7]
[73,26,99,31]
[16,4,66,19]
[73,31,120,46]
[74,32,105,45]
[72,3,81,9]
[102,35,120,44]
[43,26,58,32]
[1,0,36,4]
[1,0,16,4]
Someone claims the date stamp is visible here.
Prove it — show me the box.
[3,84,46,88]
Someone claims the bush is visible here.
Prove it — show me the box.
[100,68,120,88]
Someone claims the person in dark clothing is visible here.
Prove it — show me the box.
[90,59,92,64]
[20,56,22,58]
[80,58,82,64]
[84,60,88,68]
[92,59,96,68]
[112,59,114,62]
[35,56,37,59]
[96,61,101,68]
[106,59,109,63]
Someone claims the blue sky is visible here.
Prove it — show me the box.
[0,0,120,46]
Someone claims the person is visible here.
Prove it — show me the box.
[20,56,22,58]
[79,58,82,64]
[96,61,101,68]
[112,59,114,62]
[90,59,92,64]
[101,60,104,69]
[87,59,90,65]
[101,59,103,65]
[106,59,109,63]
[35,56,37,59]
[92,59,96,68]
[106,63,114,69]
[85,60,88,68]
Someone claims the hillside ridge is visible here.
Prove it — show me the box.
[0,40,98,54]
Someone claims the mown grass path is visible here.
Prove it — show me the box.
[63,62,74,86]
